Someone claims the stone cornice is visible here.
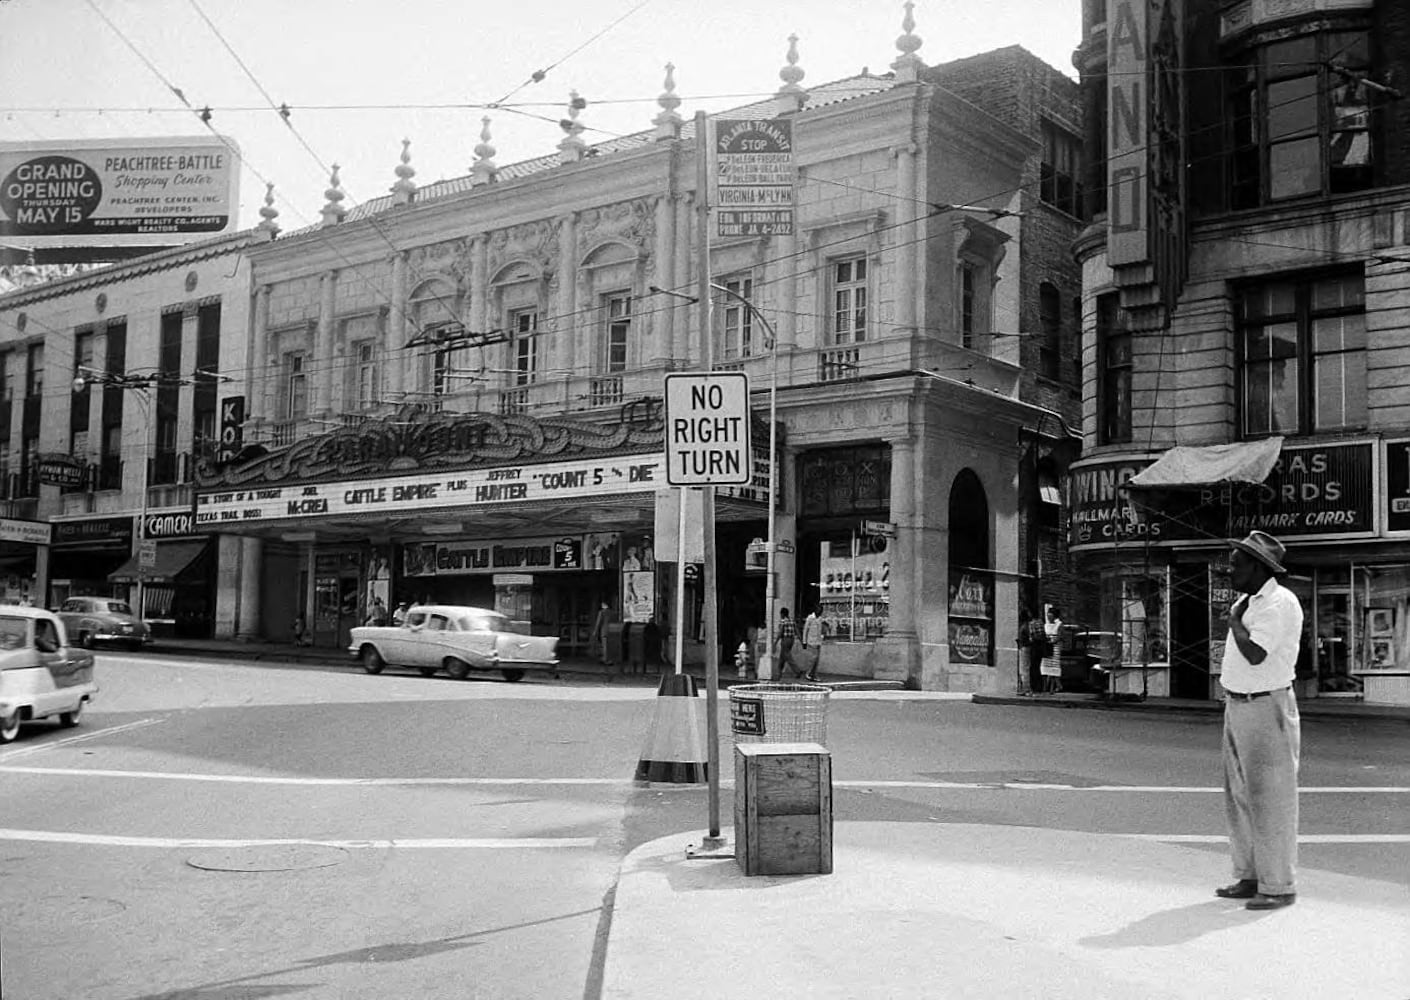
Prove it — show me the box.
[0,230,261,310]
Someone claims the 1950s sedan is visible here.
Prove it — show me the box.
[0,606,98,743]
[55,596,153,650]
[348,604,559,682]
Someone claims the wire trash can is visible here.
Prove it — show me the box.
[729,682,830,749]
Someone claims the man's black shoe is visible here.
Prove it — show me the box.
[1214,879,1259,899]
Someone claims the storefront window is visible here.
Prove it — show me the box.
[1100,568,1169,666]
[1354,565,1409,675]
[817,535,890,642]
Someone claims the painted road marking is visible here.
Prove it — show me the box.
[1125,834,1410,844]
[0,718,162,762]
[1,765,1407,794]
[0,829,598,849]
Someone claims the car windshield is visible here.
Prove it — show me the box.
[105,601,133,615]
[0,616,26,650]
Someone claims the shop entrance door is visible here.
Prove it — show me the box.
[543,581,604,659]
[1170,565,1210,699]
[1315,584,1356,694]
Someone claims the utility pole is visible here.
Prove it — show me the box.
[696,109,724,849]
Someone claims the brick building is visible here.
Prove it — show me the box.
[1072,0,1410,703]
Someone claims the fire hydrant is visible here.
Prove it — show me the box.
[734,641,752,678]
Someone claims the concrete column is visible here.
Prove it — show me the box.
[556,214,577,375]
[652,194,675,365]
[673,196,692,363]
[893,144,918,340]
[774,228,798,351]
[389,252,408,401]
[214,533,241,638]
[470,236,488,335]
[872,434,919,686]
[252,285,274,422]
[314,270,337,415]
[236,536,263,639]
[177,303,198,463]
[86,327,107,458]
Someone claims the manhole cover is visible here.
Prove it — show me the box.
[187,843,349,872]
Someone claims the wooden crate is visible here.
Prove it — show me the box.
[734,742,833,876]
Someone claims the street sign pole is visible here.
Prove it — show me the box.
[696,110,723,850]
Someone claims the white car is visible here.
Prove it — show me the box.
[348,604,559,682]
[0,606,98,743]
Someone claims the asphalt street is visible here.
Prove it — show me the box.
[0,653,1405,999]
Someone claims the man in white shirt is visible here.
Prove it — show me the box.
[1215,531,1304,910]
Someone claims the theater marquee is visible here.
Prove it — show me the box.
[195,454,666,526]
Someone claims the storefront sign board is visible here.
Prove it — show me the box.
[0,518,51,546]
[196,454,665,526]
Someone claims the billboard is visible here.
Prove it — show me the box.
[0,136,240,249]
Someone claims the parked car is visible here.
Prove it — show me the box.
[0,606,98,743]
[55,596,153,650]
[348,604,559,682]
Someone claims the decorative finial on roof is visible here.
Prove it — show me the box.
[892,1,925,82]
[391,139,417,205]
[776,34,808,112]
[472,117,498,185]
[321,164,346,227]
[257,182,280,238]
[558,90,588,163]
[653,63,683,140]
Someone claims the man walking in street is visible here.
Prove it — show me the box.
[775,607,797,678]
[1215,530,1304,910]
[799,605,826,682]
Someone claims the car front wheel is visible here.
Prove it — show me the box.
[60,701,84,728]
[0,709,20,743]
[445,658,471,680]
[361,646,385,674]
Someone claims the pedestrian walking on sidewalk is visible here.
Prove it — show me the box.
[1039,605,1063,693]
[1215,530,1304,911]
[799,605,826,682]
[775,608,797,677]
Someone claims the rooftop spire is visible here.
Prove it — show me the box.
[256,182,279,238]
[472,117,498,185]
[321,164,346,227]
[391,139,417,205]
[558,90,588,163]
[776,34,808,112]
[891,1,925,82]
[652,63,682,141]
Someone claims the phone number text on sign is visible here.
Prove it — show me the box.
[195,455,666,524]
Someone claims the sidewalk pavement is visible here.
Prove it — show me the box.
[142,637,1410,719]
[600,821,1409,1000]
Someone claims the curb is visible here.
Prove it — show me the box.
[972,692,1410,723]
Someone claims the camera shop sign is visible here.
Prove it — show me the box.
[195,454,664,525]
